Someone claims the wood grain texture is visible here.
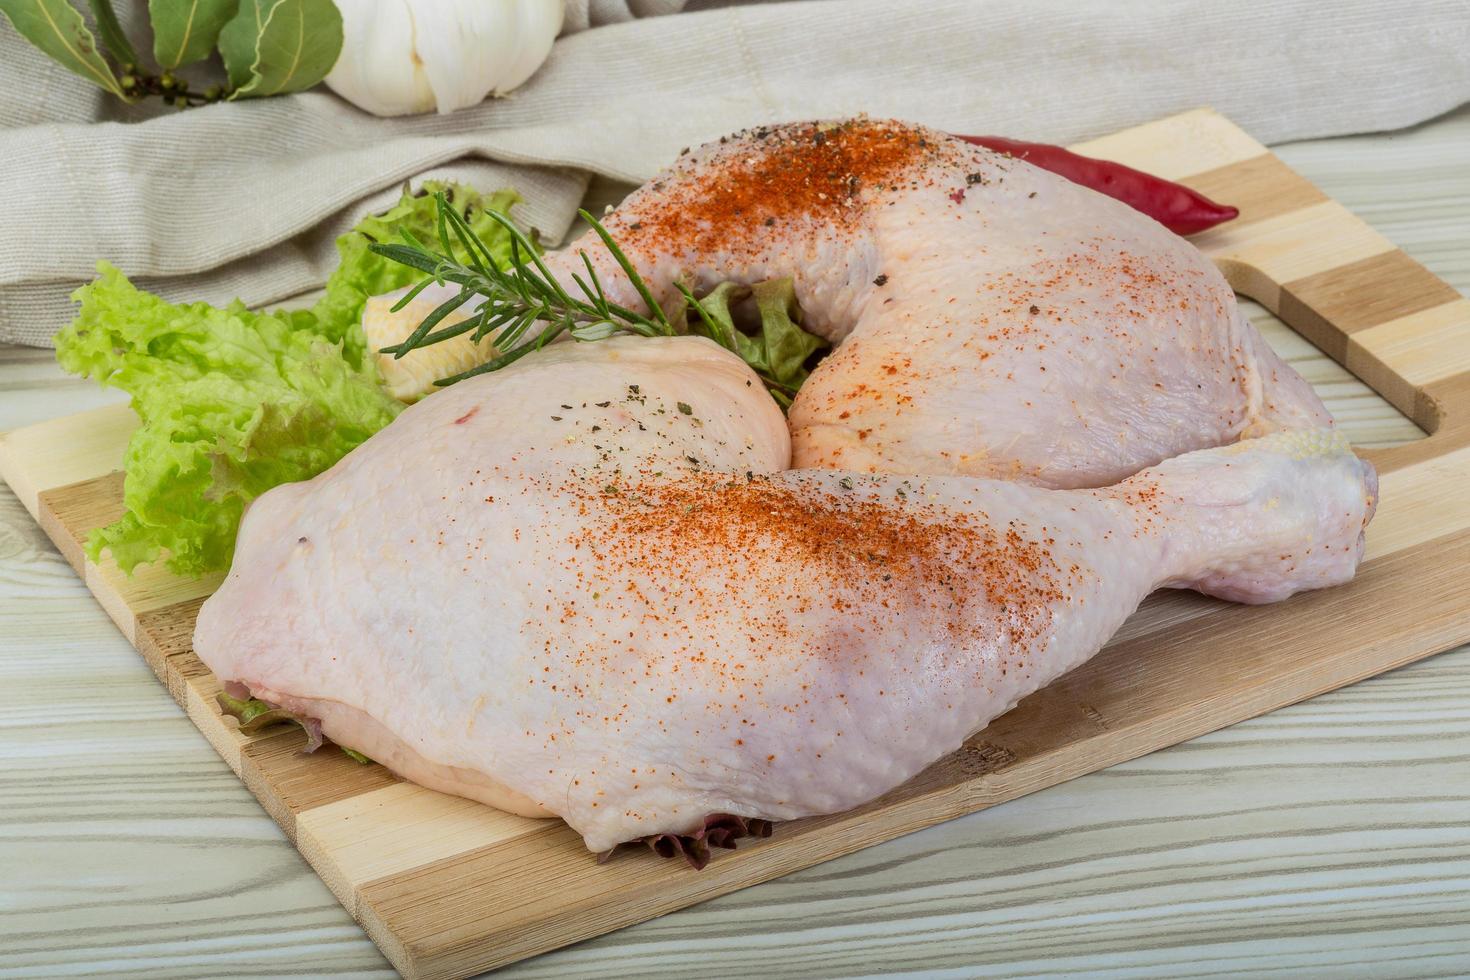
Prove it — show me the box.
[1,107,1468,977]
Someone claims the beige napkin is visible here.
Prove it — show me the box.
[563,0,689,32]
[2,0,1467,346]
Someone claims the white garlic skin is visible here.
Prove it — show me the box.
[327,0,564,116]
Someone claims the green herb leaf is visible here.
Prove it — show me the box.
[86,0,138,69]
[371,198,832,408]
[0,0,127,98]
[215,0,263,88]
[312,182,526,366]
[222,0,342,98]
[340,746,373,764]
[245,0,341,95]
[150,0,236,69]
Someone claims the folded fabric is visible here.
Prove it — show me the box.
[1,0,1466,346]
[564,0,689,32]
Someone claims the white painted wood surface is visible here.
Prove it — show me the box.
[1,108,1466,977]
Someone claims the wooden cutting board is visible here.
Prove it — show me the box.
[3,109,1469,979]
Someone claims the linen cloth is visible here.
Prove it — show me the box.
[563,0,687,32]
[1,0,1466,346]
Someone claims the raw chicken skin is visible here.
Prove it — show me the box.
[540,118,1329,487]
[194,337,1375,854]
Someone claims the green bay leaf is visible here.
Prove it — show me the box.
[226,0,341,98]
[150,0,237,69]
[86,0,139,69]
[0,0,126,97]
[215,0,264,88]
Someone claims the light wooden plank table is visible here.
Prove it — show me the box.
[2,107,1467,978]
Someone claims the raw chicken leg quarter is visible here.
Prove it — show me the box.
[195,336,1377,855]
[543,118,1331,488]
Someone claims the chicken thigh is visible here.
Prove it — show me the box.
[542,118,1328,488]
[194,337,1375,854]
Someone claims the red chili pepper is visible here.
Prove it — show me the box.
[954,134,1239,236]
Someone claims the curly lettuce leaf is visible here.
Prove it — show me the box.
[311,183,525,366]
[215,691,297,733]
[56,265,403,576]
[677,277,830,409]
[216,691,372,763]
[54,181,524,578]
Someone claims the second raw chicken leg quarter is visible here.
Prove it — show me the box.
[541,118,1329,487]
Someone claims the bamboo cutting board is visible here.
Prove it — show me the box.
[3,109,1469,979]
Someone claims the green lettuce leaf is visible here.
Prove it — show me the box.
[676,277,830,409]
[56,265,403,576]
[216,692,373,764]
[54,182,523,577]
[215,691,297,733]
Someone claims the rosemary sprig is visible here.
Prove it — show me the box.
[367,193,804,401]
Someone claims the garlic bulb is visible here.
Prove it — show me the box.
[326,0,564,116]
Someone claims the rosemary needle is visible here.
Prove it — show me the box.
[368,193,802,401]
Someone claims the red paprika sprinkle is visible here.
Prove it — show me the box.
[624,120,939,257]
